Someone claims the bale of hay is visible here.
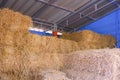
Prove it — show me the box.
[63,49,120,80]
[0,33,79,80]
[26,33,79,54]
[61,30,95,42]
[0,47,64,80]
[61,30,116,49]
[0,8,81,80]
[0,8,33,31]
[61,32,71,40]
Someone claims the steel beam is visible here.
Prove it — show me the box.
[32,0,58,17]
[32,18,54,25]
[70,0,120,32]
[56,0,99,24]
[33,19,66,31]
[36,0,73,13]
[33,21,53,27]
[108,0,120,7]
[85,0,118,17]
[33,19,54,31]
[81,14,96,20]
[68,0,118,26]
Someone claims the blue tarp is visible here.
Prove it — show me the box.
[29,30,52,36]
[77,9,120,48]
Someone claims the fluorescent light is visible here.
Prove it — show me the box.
[46,30,52,34]
[29,27,62,35]
[29,27,44,32]
[58,32,62,35]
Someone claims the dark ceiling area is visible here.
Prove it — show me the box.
[0,0,120,32]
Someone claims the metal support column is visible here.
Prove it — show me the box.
[53,23,57,31]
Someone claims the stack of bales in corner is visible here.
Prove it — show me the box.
[0,8,80,80]
[0,8,34,80]
[61,30,116,50]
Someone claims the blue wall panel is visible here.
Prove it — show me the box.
[29,30,52,36]
[78,9,120,48]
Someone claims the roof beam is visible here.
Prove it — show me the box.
[36,0,74,13]
[69,0,118,26]
[57,0,119,31]
[33,18,54,31]
[107,0,120,7]
[70,0,120,32]
[56,0,99,24]
[32,18,72,32]
[32,18,54,25]
[32,0,58,17]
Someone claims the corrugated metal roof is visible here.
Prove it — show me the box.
[0,0,120,32]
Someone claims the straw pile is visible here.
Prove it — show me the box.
[1,8,119,80]
[63,48,120,80]
[61,30,116,49]
[0,8,80,80]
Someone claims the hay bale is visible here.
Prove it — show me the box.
[61,30,95,42]
[61,30,116,49]
[0,48,64,80]
[0,8,32,31]
[26,33,79,54]
[0,31,78,80]
[0,29,80,80]
[63,49,120,80]
[61,32,71,40]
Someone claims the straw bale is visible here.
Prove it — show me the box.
[26,33,79,54]
[0,8,33,31]
[26,52,63,70]
[61,32,71,40]
[0,30,78,78]
[63,49,120,80]
[61,30,95,42]
[61,30,116,49]
[3,31,14,46]
[26,34,59,53]
[0,8,107,80]
[0,49,64,80]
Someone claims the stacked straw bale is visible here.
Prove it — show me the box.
[0,8,33,80]
[0,8,79,80]
[61,30,116,49]
[0,8,33,31]
[63,49,120,80]
[26,34,79,54]
[1,8,118,80]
